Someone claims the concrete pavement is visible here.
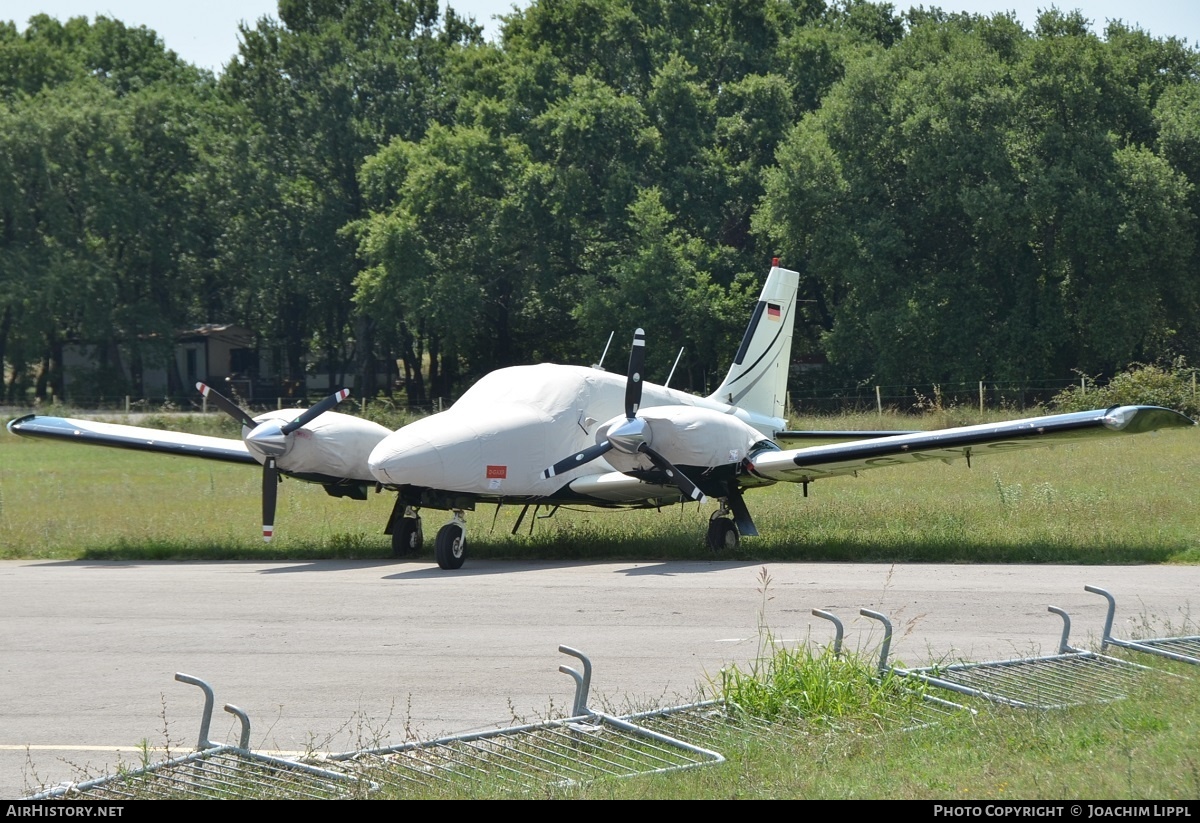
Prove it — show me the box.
[3,558,1198,798]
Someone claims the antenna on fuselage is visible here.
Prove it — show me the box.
[665,347,684,389]
[592,331,615,370]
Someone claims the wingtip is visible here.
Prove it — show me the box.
[1102,405,1197,434]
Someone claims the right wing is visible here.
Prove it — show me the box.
[6,415,256,465]
[749,405,1194,483]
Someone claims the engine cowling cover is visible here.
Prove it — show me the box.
[597,405,763,474]
[245,411,392,481]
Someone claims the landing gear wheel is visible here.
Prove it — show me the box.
[392,517,423,557]
[706,518,739,553]
[435,522,467,570]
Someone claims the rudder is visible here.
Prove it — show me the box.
[707,261,799,424]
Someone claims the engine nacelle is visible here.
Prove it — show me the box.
[244,411,392,482]
[597,405,764,475]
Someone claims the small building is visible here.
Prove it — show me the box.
[62,324,283,404]
[176,324,280,402]
[58,324,383,405]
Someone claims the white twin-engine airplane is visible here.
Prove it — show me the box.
[7,261,1195,570]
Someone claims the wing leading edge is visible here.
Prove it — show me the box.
[748,405,1194,483]
[6,414,256,465]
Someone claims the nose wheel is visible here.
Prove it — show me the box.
[435,512,468,570]
[706,515,739,552]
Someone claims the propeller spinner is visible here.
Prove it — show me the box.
[541,330,707,504]
[197,382,351,541]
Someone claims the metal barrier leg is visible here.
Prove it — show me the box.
[175,672,217,750]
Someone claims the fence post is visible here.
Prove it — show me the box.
[124,395,130,414]
[875,385,882,417]
[979,381,984,414]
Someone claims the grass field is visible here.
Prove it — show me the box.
[2,411,1197,565]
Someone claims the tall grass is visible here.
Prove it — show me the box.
[703,568,934,730]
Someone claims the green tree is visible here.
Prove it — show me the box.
[217,0,484,393]
[353,123,540,399]
[0,14,220,401]
[758,9,1200,389]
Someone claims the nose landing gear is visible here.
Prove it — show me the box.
[435,511,468,570]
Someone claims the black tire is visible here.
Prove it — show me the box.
[392,517,423,557]
[706,518,739,553]
[435,522,467,570]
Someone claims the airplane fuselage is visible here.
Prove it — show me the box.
[367,362,783,502]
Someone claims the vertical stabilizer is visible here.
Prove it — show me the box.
[707,262,799,423]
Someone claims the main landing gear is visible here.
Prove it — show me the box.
[392,507,423,557]
[386,500,467,570]
[435,511,468,570]
[706,503,739,552]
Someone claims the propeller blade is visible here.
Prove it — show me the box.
[624,328,645,419]
[280,388,351,435]
[262,457,279,542]
[542,440,614,479]
[196,382,256,429]
[639,443,708,504]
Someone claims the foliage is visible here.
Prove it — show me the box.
[1050,359,1200,418]
[3,1,1200,408]
[757,8,1200,388]
[706,568,928,726]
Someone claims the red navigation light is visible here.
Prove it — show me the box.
[772,257,780,267]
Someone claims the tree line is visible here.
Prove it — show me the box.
[2,0,1197,407]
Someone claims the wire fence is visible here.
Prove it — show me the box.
[4,375,1195,420]
[789,378,1086,415]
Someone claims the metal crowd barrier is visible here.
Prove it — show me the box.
[847,604,1163,711]
[1087,585,1200,667]
[25,587,1197,799]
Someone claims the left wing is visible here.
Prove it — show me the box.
[772,429,920,449]
[749,405,1194,483]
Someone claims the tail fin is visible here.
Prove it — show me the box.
[707,261,799,424]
